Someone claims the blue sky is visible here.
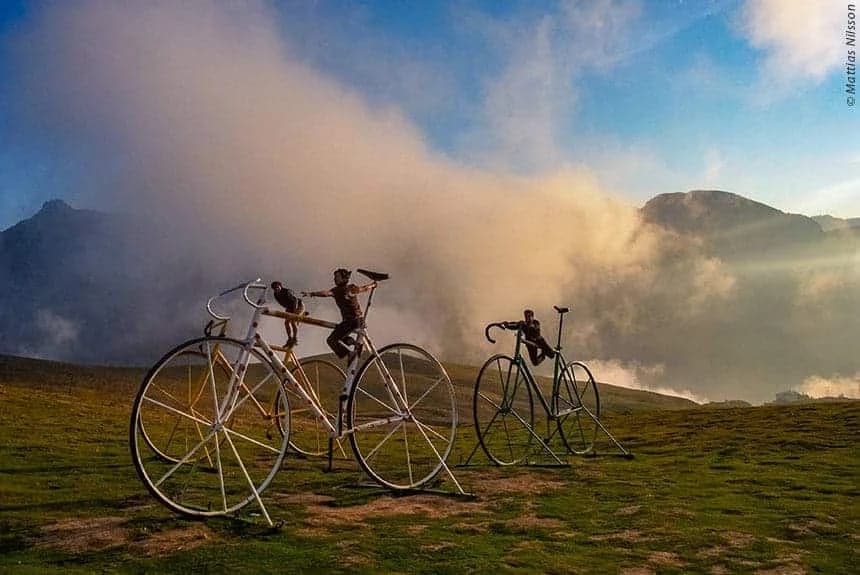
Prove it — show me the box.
[1,0,857,229]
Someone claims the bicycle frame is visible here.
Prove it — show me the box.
[229,288,413,443]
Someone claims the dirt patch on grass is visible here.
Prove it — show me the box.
[39,516,128,553]
[573,467,606,481]
[753,551,808,575]
[477,475,566,496]
[129,523,214,556]
[669,507,695,519]
[698,530,756,559]
[451,520,490,533]
[620,568,655,575]
[279,492,336,506]
[615,504,642,516]
[648,551,685,567]
[590,529,654,543]
[788,519,836,538]
[294,493,485,530]
[697,545,727,559]
[722,530,755,548]
[755,564,805,575]
[503,510,566,533]
[422,541,457,552]
[334,540,374,568]
[38,516,216,557]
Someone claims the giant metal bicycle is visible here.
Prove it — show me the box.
[473,306,601,465]
[130,270,460,524]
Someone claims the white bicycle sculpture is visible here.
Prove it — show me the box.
[129,270,460,524]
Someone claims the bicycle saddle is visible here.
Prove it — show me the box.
[357,268,390,281]
[553,305,570,314]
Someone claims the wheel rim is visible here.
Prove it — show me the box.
[555,361,600,455]
[131,337,289,517]
[348,344,456,489]
[473,355,535,466]
[282,358,346,457]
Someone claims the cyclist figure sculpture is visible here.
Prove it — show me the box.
[303,268,376,365]
[271,281,305,346]
[503,309,556,366]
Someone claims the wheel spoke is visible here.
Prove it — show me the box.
[235,371,276,412]
[222,426,283,454]
[153,429,217,488]
[221,426,273,525]
[373,359,405,411]
[412,418,449,443]
[398,348,408,406]
[408,377,443,411]
[149,383,186,411]
[476,405,503,441]
[362,422,401,462]
[357,385,399,414]
[402,422,413,486]
[477,391,503,411]
[213,430,228,512]
[205,341,221,416]
[413,419,452,471]
[502,417,515,459]
[143,396,212,427]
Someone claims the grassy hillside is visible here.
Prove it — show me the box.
[0,354,857,573]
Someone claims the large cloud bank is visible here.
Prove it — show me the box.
[4,1,858,404]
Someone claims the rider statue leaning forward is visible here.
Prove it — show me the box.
[503,309,557,366]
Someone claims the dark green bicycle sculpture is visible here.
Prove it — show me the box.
[473,306,600,465]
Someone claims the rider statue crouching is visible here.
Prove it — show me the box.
[503,309,556,366]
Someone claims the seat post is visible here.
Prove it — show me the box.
[556,311,564,352]
[552,306,569,351]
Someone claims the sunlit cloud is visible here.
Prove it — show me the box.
[585,359,708,404]
[463,0,643,171]
[739,0,844,90]
[702,148,726,188]
[799,373,860,399]
[789,177,860,219]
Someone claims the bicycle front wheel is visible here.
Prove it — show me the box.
[130,336,289,518]
[347,343,456,490]
[554,361,600,455]
[473,354,535,465]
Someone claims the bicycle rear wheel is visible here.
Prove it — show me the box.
[473,354,535,465]
[347,343,456,490]
[130,336,289,518]
[554,361,600,455]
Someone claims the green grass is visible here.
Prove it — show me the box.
[1,354,858,574]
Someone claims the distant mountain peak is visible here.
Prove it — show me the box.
[644,190,782,217]
[641,189,823,252]
[812,214,860,232]
[39,199,74,214]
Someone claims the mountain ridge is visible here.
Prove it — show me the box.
[2,191,857,403]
